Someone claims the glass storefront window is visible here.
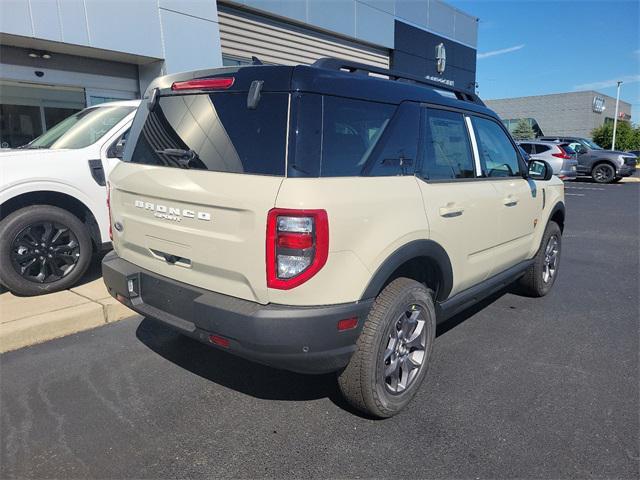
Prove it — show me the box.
[44,107,81,130]
[0,104,43,148]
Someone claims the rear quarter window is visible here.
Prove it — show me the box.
[288,95,416,177]
[321,96,395,176]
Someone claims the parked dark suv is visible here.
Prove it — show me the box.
[539,136,636,183]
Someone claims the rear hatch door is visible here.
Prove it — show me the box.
[110,77,289,304]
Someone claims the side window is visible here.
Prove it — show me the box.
[320,96,395,176]
[536,144,551,153]
[366,102,420,176]
[520,143,534,154]
[107,129,130,159]
[420,108,475,180]
[471,116,521,178]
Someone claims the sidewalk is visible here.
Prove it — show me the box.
[0,277,136,353]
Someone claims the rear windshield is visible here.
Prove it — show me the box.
[128,92,288,175]
[559,143,576,154]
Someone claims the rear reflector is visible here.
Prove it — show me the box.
[171,77,235,91]
[277,232,313,250]
[209,335,230,348]
[337,317,358,331]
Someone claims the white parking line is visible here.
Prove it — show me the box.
[566,193,585,196]
[565,186,605,191]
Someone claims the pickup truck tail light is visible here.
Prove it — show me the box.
[266,208,328,289]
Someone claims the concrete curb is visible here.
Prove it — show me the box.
[620,176,640,183]
[0,279,137,353]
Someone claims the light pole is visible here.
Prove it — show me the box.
[611,80,622,151]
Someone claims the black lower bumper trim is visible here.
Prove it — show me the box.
[102,251,372,374]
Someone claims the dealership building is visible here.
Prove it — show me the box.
[486,91,633,140]
[0,0,478,148]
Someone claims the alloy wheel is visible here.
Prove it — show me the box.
[542,235,559,283]
[10,222,81,284]
[593,164,614,183]
[382,305,428,394]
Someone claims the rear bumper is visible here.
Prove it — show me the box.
[558,170,577,180]
[102,251,372,374]
[558,160,578,180]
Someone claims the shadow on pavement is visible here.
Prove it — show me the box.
[76,251,108,287]
[0,251,108,296]
[436,288,510,337]
[135,288,508,416]
[135,317,343,402]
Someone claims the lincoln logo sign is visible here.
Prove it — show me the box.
[134,200,211,222]
[435,43,446,74]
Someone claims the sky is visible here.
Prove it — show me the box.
[448,0,640,122]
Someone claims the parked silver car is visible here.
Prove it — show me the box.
[518,141,578,180]
[539,136,636,183]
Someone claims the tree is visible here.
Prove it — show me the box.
[512,119,536,140]
[591,121,640,151]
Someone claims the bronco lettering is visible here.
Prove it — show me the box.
[134,200,211,221]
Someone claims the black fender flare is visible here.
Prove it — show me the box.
[548,201,566,231]
[360,239,453,302]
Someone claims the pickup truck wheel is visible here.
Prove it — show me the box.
[591,163,616,183]
[518,220,561,297]
[0,206,92,296]
[337,278,436,418]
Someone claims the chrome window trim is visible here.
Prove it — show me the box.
[464,115,482,177]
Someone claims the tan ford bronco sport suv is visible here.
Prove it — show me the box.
[103,58,565,418]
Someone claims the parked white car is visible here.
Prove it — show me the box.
[0,100,140,295]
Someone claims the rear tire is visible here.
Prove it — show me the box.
[0,206,92,296]
[591,163,616,184]
[518,221,562,297]
[337,278,436,418]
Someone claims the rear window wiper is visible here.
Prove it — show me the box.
[155,148,201,169]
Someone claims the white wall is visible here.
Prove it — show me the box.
[0,0,223,78]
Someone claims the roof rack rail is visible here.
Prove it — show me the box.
[311,57,483,105]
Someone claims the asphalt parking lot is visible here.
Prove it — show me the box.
[1,178,638,479]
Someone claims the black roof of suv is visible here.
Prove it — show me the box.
[145,58,495,118]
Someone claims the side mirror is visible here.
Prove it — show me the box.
[528,159,553,181]
[108,138,126,159]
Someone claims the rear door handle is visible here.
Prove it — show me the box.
[439,203,464,217]
[503,196,519,207]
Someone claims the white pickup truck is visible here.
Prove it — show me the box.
[0,100,140,295]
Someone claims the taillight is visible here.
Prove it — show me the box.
[171,77,235,91]
[266,208,329,289]
[552,148,572,160]
[106,182,112,241]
